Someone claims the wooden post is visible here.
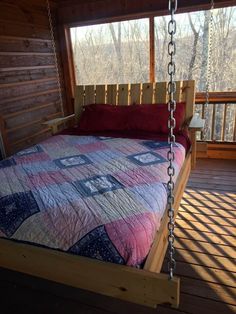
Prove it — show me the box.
[149,17,155,83]
[58,25,76,115]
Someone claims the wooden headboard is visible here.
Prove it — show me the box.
[74,80,196,124]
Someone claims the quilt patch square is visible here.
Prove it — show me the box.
[127,151,166,166]
[0,158,16,169]
[16,145,43,156]
[54,155,92,169]
[68,225,125,264]
[142,141,177,150]
[0,191,40,237]
[74,175,123,197]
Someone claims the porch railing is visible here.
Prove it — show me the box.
[194,92,236,142]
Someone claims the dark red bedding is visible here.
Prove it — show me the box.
[59,128,191,153]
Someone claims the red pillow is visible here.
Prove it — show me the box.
[78,103,186,134]
[78,104,133,132]
[127,102,185,134]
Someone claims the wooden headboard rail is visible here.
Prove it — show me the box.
[74,80,195,124]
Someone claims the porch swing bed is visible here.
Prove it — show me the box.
[0,79,204,308]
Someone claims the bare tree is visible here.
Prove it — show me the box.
[187,14,200,80]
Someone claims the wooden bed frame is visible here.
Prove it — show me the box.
[0,80,204,308]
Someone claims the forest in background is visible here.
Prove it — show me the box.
[71,7,236,141]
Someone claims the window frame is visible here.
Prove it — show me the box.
[59,9,235,114]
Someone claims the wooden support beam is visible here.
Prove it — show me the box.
[149,17,155,83]
[57,0,235,25]
[58,25,76,115]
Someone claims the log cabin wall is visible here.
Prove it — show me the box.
[0,0,65,155]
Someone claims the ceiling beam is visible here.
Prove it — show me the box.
[57,0,236,26]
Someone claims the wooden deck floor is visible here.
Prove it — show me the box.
[0,159,235,314]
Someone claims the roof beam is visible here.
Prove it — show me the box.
[57,0,236,25]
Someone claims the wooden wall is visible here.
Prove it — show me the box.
[0,0,65,155]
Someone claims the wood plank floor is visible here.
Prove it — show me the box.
[0,158,235,314]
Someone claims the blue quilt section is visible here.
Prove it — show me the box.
[0,158,16,169]
[54,154,92,169]
[16,145,43,156]
[0,191,40,237]
[73,175,124,197]
[127,151,166,166]
[142,141,177,150]
[68,225,125,264]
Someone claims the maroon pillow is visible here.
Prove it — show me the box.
[78,103,186,134]
[78,104,133,132]
[127,102,186,134]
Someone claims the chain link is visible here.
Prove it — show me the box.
[203,0,214,140]
[46,0,65,117]
[167,0,177,280]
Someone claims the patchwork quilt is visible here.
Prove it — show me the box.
[0,135,185,267]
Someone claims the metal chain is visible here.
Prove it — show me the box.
[167,0,177,280]
[46,0,65,117]
[203,0,214,140]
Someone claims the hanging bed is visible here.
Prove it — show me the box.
[0,80,205,308]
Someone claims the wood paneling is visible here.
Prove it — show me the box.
[0,0,65,155]
[57,0,235,25]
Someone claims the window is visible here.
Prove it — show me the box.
[70,19,149,85]
[155,7,236,92]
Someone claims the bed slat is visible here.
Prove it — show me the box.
[84,85,95,106]
[182,80,195,121]
[130,84,141,105]
[142,83,154,103]
[75,80,195,121]
[118,84,129,105]
[95,85,106,104]
[74,85,84,124]
[175,81,182,102]
[107,84,117,105]
[155,82,167,104]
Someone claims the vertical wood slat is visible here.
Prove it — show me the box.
[118,84,129,105]
[84,85,95,106]
[201,103,205,140]
[182,80,195,121]
[211,104,216,141]
[74,85,84,124]
[142,83,154,104]
[175,81,182,102]
[154,82,167,104]
[130,84,141,105]
[234,109,236,142]
[222,103,227,141]
[95,85,106,104]
[107,84,117,105]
